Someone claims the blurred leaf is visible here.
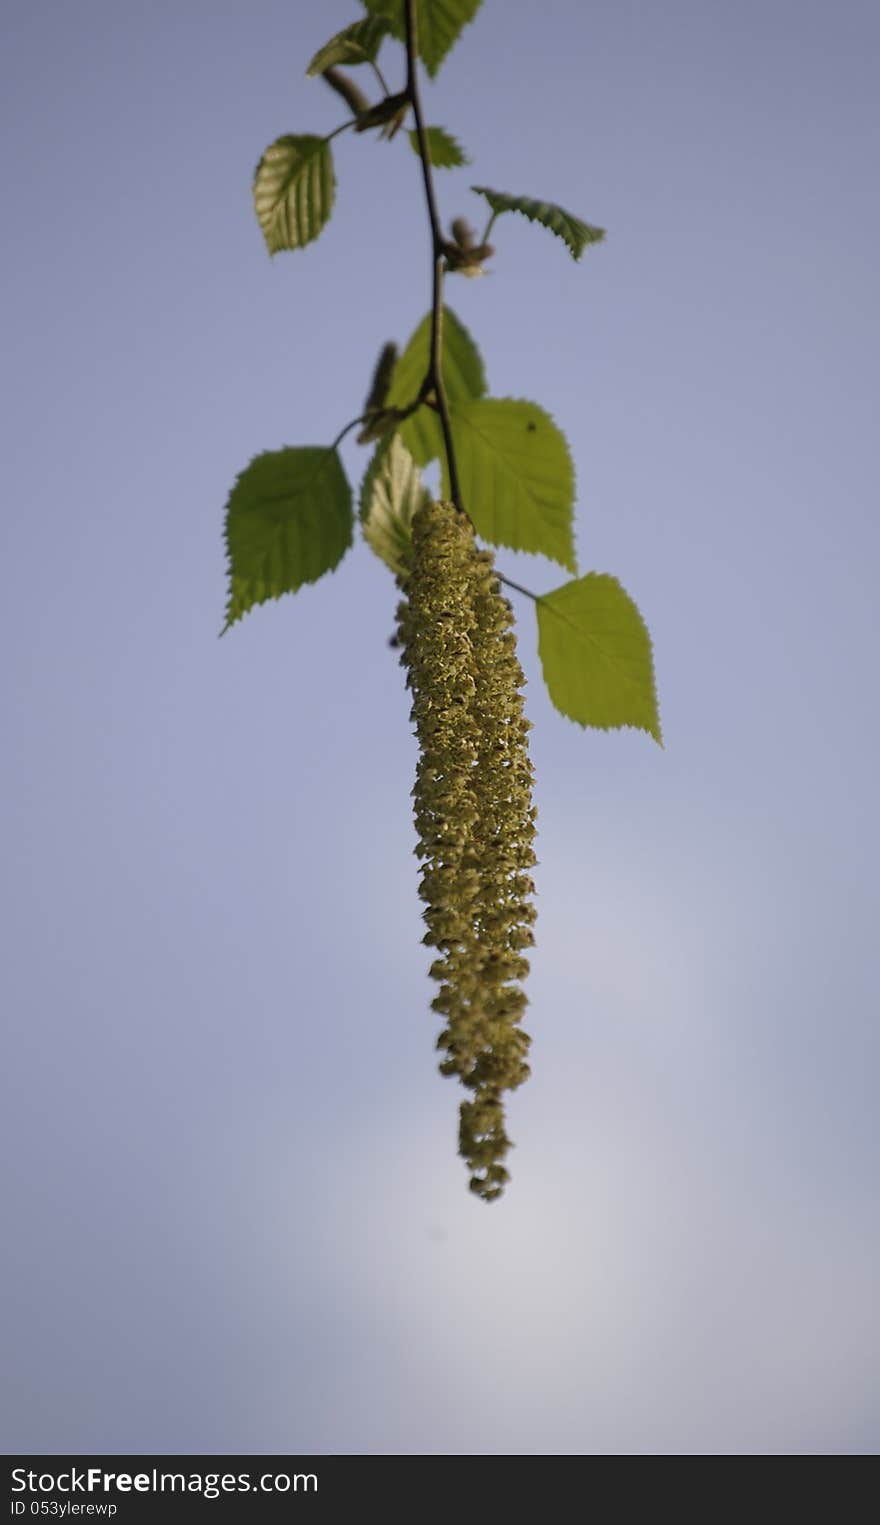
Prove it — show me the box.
[408,126,470,167]
[537,574,661,741]
[306,17,389,74]
[253,136,335,254]
[360,435,430,576]
[386,307,486,466]
[223,448,352,630]
[361,0,482,77]
[471,186,605,261]
[362,340,399,414]
[357,341,401,442]
[442,398,576,570]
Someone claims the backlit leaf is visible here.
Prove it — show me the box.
[408,126,470,167]
[253,136,335,254]
[306,16,389,75]
[536,574,661,741]
[385,307,486,466]
[471,186,605,261]
[360,435,430,576]
[361,0,482,77]
[223,447,352,630]
[442,398,576,570]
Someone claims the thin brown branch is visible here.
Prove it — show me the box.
[403,0,463,516]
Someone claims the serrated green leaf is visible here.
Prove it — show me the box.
[359,435,430,576]
[441,398,576,571]
[408,126,470,168]
[253,136,335,254]
[306,16,389,75]
[536,574,661,741]
[471,186,605,261]
[361,0,482,76]
[223,447,352,630]
[385,307,486,466]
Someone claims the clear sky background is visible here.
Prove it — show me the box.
[2,0,878,1455]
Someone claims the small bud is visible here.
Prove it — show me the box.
[450,217,476,250]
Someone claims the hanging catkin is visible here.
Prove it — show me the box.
[397,500,537,1201]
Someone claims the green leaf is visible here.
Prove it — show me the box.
[471,186,605,261]
[306,16,389,75]
[223,447,353,630]
[385,307,486,466]
[537,574,662,741]
[441,398,576,571]
[360,435,430,576]
[408,126,470,168]
[361,0,482,77]
[253,136,335,254]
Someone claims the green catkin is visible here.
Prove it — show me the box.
[397,500,537,1202]
[320,65,371,119]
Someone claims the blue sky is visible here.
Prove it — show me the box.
[2,0,878,1454]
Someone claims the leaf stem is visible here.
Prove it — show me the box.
[369,58,391,96]
[330,414,369,452]
[330,379,430,455]
[497,572,542,603]
[323,118,359,145]
[403,0,464,518]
